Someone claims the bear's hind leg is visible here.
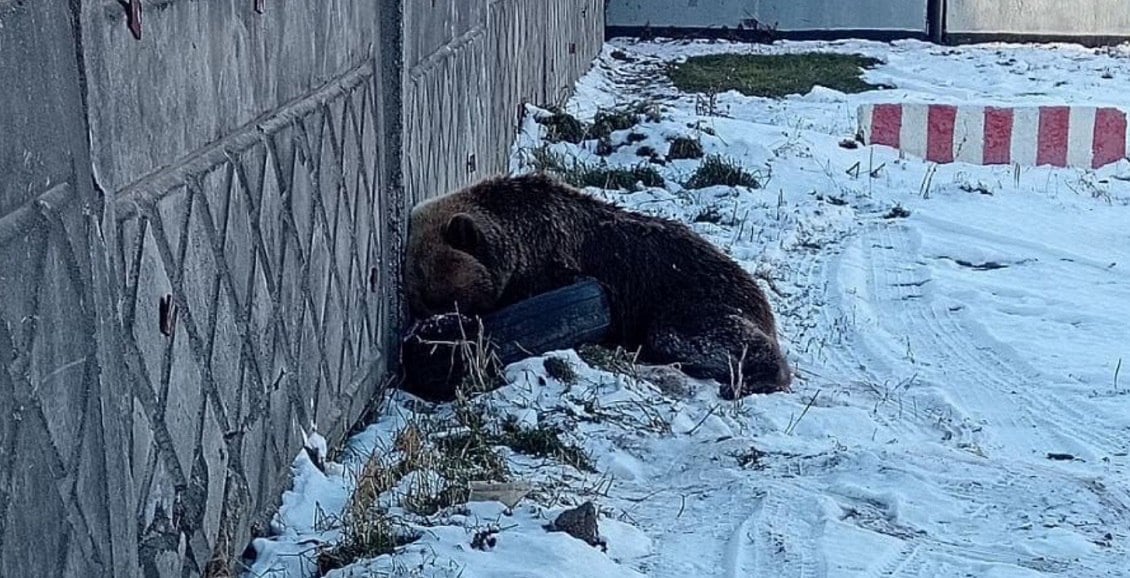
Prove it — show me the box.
[645,311,791,399]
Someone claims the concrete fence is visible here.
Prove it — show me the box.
[944,0,1130,45]
[0,1,601,576]
[605,0,1130,44]
[404,0,604,205]
[606,0,931,39]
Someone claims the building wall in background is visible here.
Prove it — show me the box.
[946,0,1130,43]
[606,0,929,37]
[606,0,1130,44]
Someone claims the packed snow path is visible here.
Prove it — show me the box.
[249,39,1130,578]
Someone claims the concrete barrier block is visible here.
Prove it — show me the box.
[858,103,1130,169]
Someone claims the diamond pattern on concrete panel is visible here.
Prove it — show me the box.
[222,167,257,317]
[255,147,285,297]
[30,239,93,468]
[183,177,223,358]
[240,386,272,515]
[246,253,275,390]
[208,272,243,427]
[112,66,385,570]
[0,323,17,530]
[2,404,71,577]
[165,329,206,478]
[0,197,105,577]
[72,377,113,569]
[130,221,173,401]
[197,401,228,546]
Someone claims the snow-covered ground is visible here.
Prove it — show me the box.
[246,38,1130,577]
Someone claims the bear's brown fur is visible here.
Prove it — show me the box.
[405,173,791,398]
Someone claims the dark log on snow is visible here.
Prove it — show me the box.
[399,278,611,401]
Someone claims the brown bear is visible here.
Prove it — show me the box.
[404,172,792,399]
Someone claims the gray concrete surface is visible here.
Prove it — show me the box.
[112,61,397,577]
[0,2,136,576]
[946,0,1130,38]
[606,0,928,34]
[0,1,91,217]
[605,0,1130,43]
[0,0,597,576]
[404,0,605,205]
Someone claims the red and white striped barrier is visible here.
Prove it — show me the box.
[858,104,1130,170]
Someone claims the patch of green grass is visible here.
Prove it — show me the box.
[735,446,767,469]
[316,512,415,576]
[536,102,661,145]
[526,146,571,175]
[574,164,664,190]
[628,101,664,123]
[594,138,615,157]
[433,431,510,485]
[315,448,421,574]
[439,397,512,483]
[566,163,653,189]
[625,132,648,144]
[668,52,885,98]
[884,204,911,219]
[684,155,762,189]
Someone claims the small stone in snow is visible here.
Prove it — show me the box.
[1046,452,1079,461]
[549,501,606,550]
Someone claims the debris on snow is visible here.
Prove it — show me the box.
[548,501,606,550]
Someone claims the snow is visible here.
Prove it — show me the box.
[246,38,1130,577]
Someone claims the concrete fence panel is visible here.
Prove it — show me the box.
[2,1,401,576]
[79,0,383,194]
[946,0,1130,43]
[404,0,604,206]
[0,1,135,576]
[606,0,1130,44]
[606,0,929,38]
[1,0,598,575]
[110,62,397,576]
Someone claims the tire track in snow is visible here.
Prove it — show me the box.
[806,222,1130,575]
[930,295,1130,459]
[868,543,924,577]
[910,217,1130,455]
[914,212,1130,282]
[807,231,986,452]
[791,450,1128,576]
[725,486,827,578]
[855,221,1129,461]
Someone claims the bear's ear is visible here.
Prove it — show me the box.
[443,213,486,257]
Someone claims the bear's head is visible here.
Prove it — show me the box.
[405,199,510,318]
